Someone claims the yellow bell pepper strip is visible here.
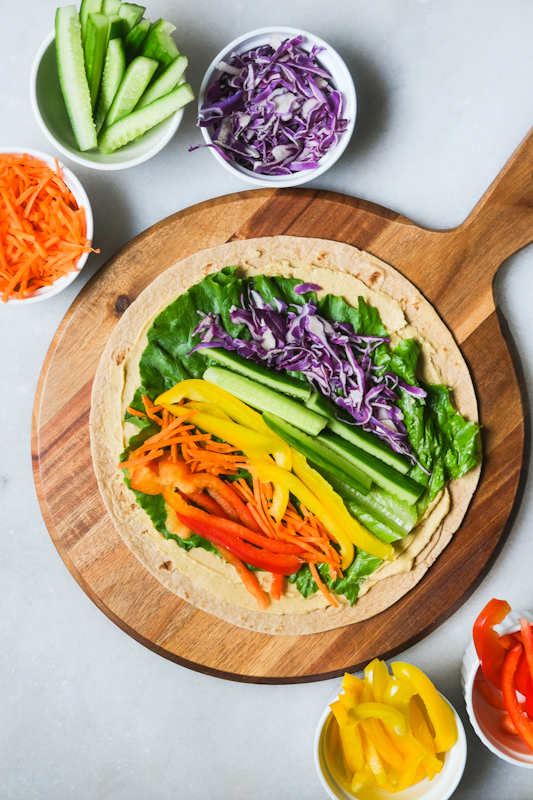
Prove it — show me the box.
[156,379,292,468]
[410,697,443,780]
[365,658,393,703]
[342,673,366,704]
[270,481,289,522]
[163,404,290,464]
[397,747,426,792]
[339,724,366,776]
[348,702,406,736]
[360,718,405,772]
[391,662,458,753]
[182,400,233,421]
[291,450,395,562]
[249,456,354,570]
[350,768,374,794]
[340,676,365,711]
[360,726,388,788]
[330,699,351,728]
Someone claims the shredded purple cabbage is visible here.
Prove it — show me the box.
[189,35,349,175]
[188,286,428,469]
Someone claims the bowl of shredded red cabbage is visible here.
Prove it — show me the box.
[191,28,356,187]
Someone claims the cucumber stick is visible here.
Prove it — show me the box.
[55,6,97,151]
[318,431,424,504]
[125,18,151,62]
[103,55,158,129]
[107,14,126,40]
[306,392,411,474]
[118,3,146,33]
[203,367,325,436]
[313,465,418,537]
[102,0,121,13]
[197,347,312,401]
[98,81,194,153]
[136,55,188,108]
[84,13,110,109]
[79,0,102,45]
[263,414,372,495]
[94,38,126,134]
[142,19,179,74]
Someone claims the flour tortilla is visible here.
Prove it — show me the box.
[90,237,480,635]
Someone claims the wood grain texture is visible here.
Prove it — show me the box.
[32,127,533,683]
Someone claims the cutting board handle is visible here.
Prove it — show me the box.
[459,125,533,273]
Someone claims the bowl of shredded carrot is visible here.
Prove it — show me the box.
[0,148,96,304]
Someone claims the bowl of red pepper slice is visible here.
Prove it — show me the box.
[462,600,533,768]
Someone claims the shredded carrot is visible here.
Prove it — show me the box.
[120,450,165,469]
[0,154,98,301]
[126,407,148,419]
[310,562,339,607]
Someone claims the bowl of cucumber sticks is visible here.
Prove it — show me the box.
[30,2,194,170]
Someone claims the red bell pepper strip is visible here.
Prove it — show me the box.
[499,714,519,736]
[130,461,163,494]
[473,598,511,688]
[473,676,506,710]
[515,651,533,701]
[519,619,533,678]
[159,458,261,533]
[519,619,533,718]
[501,643,533,752]
[217,547,268,610]
[181,490,229,519]
[163,490,302,575]
[499,633,518,650]
[170,489,303,556]
[270,572,283,601]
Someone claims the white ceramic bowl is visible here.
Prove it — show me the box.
[315,687,467,800]
[461,608,533,769]
[197,27,357,188]
[30,31,185,171]
[1,148,93,304]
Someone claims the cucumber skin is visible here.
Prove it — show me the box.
[263,413,372,496]
[102,0,121,13]
[318,431,424,505]
[306,392,410,474]
[345,502,403,544]
[197,347,312,401]
[94,38,126,135]
[98,81,194,154]
[312,464,417,537]
[79,0,102,46]
[103,56,158,129]
[55,6,97,151]
[142,27,179,76]
[85,13,110,110]
[203,366,325,436]
[118,3,146,33]
[125,18,151,62]
[136,55,188,109]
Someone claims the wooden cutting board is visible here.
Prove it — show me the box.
[32,127,533,683]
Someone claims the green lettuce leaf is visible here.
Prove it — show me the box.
[288,551,383,606]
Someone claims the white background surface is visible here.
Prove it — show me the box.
[1,1,533,797]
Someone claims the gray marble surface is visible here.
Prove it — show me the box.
[2,1,533,797]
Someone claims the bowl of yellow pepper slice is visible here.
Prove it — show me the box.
[314,659,467,799]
